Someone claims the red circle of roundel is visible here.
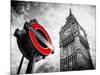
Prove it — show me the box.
[29,23,52,56]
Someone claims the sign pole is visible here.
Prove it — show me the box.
[26,52,37,73]
[17,55,24,74]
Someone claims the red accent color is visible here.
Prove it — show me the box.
[29,23,53,56]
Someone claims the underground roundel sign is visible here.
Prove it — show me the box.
[29,21,54,56]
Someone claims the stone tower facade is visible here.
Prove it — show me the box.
[60,9,94,71]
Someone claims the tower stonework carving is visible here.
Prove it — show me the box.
[60,9,94,71]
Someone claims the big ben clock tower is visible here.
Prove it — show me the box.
[60,9,94,71]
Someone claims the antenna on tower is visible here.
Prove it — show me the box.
[66,8,73,21]
[69,8,72,16]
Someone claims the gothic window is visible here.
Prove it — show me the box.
[72,20,75,24]
[80,29,85,38]
[79,25,87,40]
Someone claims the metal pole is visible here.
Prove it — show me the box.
[26,52,37,74]
[17,55,24,74]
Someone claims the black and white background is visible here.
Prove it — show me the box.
[11,0,95,74]
[0,0,99,75]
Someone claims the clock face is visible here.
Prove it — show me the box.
[64,28,71,36]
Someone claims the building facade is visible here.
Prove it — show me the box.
[60,9,94,71]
